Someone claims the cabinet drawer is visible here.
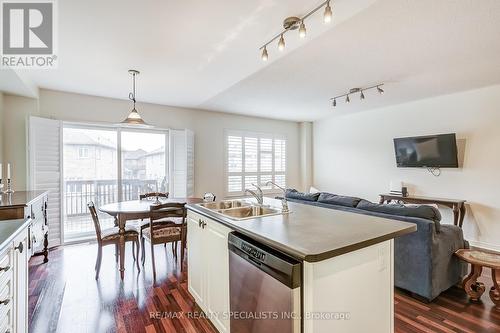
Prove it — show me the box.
[0,277,13,331]
[0,302,12,333]
[0,251,11,288]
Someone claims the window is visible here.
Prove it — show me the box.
[78,147,89,159]
[225,130,286,196]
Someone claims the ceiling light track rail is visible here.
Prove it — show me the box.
[330,84,385,107]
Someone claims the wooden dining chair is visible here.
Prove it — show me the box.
[141,202,187,280]
[88,202,140,280]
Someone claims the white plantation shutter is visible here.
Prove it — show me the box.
[169,129,194,197]
[225,130,286,196]
[28,117,63,246]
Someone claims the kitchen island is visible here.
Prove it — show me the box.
[186,197,416,333]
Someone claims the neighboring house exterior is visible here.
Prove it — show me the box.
[63,131,117,180]
[64,131,166,186]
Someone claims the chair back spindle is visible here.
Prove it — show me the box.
[87,201,102,243]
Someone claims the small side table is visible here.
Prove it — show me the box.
[455,249,500,309]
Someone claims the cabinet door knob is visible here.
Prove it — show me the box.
[15,242,24,253]
[0,298,10,306]
[0,265,10,272]
[202,221,207,229]
[198,219,203,228]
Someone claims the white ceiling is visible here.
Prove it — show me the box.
[17,0,500,121]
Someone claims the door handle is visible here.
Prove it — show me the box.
[198,219,203,228]
[0,265,10,272]
[201,221,207,229]
[0,298,10,306]
[15,242,24,254]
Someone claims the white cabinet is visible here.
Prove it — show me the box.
[0,248,13,333]
[187,212,231,333]
[13,229,29,333]
[0,225,29,333]
[187,214,205,306]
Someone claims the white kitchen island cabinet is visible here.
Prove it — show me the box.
[187,211,231,333]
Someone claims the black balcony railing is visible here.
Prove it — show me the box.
[64,179,162,217]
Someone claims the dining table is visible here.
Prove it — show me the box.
[99,197,203,279]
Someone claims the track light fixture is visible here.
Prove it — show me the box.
[324,1,333,23]
[299,21,307,39]
[330,84,385,108]
[259,0,335,61]
[278,34,285,51]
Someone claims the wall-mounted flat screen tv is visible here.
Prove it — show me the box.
[393,133,458,168]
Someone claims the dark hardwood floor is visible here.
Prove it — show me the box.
[29,243,500,333]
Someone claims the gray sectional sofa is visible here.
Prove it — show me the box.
[283,189,468,301]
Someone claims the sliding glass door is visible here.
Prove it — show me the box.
[63,127,118,241]
[121,131,167,200]
[62,125,168,242]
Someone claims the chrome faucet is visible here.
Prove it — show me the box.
[265,181,289,213]
[245,184,264,206]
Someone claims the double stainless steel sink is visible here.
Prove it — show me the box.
[198,200,283,220]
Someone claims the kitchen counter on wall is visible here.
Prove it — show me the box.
[186,197,416,262]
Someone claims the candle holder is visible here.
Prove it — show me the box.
[5,179,14,194]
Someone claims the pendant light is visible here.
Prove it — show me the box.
[121,69,150,126]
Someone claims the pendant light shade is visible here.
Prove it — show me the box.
[121,70,150,127]
[122,108,147,125]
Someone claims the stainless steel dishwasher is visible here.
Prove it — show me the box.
[228,232,302,333]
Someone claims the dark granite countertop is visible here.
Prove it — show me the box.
[0,219,30,252]
[0,190,48,209]
[187,198,416,262]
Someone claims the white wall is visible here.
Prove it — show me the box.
[2,94,39,189]
[2,89,301,199]
[313,84,500,250]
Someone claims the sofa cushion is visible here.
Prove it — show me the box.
[317,192,362,208]
[285,189,320,202]
[357,200,442,231]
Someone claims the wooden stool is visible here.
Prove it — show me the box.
[455,249,500,309]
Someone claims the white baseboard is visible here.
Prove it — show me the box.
[467,240,500,253]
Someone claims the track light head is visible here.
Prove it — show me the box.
[278,34,285,51]
[324,1,333,23]
[332,98,336,107]
[261,46,268,61]
[377,86,384,94]
[346,95,350,104]
[299,21,307,38]
[360,90,365,100]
